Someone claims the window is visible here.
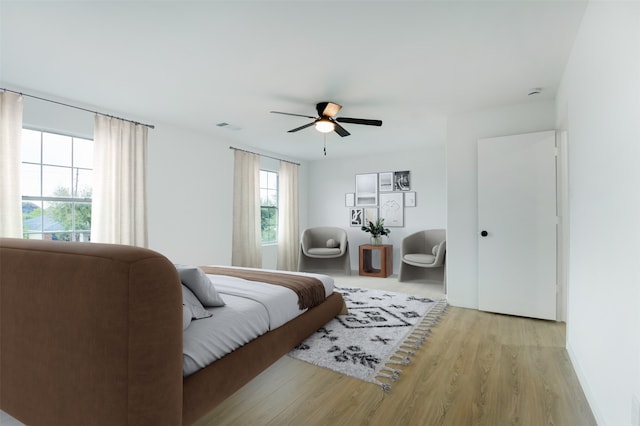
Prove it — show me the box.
[259,170,278,244]
[21,129,93,241]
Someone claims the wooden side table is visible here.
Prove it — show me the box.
[359,244,393,278]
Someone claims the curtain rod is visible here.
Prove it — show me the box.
[1,87,155,130]
[229,146,300,166]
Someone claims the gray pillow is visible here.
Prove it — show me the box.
[432,244,439,255]
[326,238,339,248]
[182,284,213,330]
[175,264,226,307]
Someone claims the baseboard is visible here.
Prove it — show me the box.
[566,342,605,425]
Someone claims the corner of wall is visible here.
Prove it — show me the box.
[566,342,605,425]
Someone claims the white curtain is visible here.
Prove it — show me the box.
[232,150,262,267]
[0,92,23,238]
[91,115,148,247]
[276,160,299,271]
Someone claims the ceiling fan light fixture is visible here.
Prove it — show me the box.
[315,118,335,133]
[271,102,381,138]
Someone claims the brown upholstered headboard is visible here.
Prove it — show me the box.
[0,238,183,426]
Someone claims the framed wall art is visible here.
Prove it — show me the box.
[378,172,394,192]
[404,191,416,207]
[364,207,378,225]
[379,192,404,227]
[393,170,411,191]
[350,208,364,227]
[355,173,378,206]
[345,192,355,207]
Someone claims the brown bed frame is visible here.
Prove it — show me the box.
[0,238,344,425]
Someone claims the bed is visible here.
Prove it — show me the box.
[0,238,345,425]
[181,265,337,377]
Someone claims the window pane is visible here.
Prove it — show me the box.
[261,206,277,243]
[259,170,278,243]
[44,200,71,233]
[21,129,41,163]
[49,231,71,242]
[42,165,72,197]
[74,202,92,233]
[268,172,277,189]
[262,190,273,207]
[267,189,277,206]
[23,200,43,232]
[73,137,93,169]
[21,163,41,196]
[73,169,93,197]
[43,132,72,166]
[75,231,91,242]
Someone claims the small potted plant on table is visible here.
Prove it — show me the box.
[361,217,390,245]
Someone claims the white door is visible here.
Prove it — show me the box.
[478,131,557,320]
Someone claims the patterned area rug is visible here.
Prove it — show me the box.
[288,286,448,391]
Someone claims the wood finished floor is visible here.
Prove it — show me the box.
[195,275,596,426]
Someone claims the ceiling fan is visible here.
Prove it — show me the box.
[270,102,382,137]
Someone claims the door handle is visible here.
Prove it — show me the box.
[480,230,488,237]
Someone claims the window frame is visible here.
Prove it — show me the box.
[259,169,279,245]
[20,127,93,242]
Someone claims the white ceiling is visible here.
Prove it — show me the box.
[1,1,586,160]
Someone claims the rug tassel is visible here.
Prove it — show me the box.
[386,356,411,366]
[378,369,401,382]
[374,302,448,392]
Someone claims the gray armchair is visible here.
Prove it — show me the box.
[399,229,446,285]
[298,227,351,275]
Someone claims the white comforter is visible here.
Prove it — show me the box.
[182,268,334,377]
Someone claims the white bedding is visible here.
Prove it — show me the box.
[182,268,334,377]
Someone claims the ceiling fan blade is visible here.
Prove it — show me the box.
[333,122,351,137]
[316,102,342,118]
[287,122,316,133]
[270,111,316,119]
[335,117,383,126]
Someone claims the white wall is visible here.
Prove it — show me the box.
[21,93,93,139]
[306,145,446,273]
[146,124,235,265]
[148,129,309,268]
[556,3,640,425]
[445,100,556,309]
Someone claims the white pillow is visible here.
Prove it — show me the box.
[326,238,339,248]
[181,284,213,330]
[432,244,439,255]
[175,264,226,307]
